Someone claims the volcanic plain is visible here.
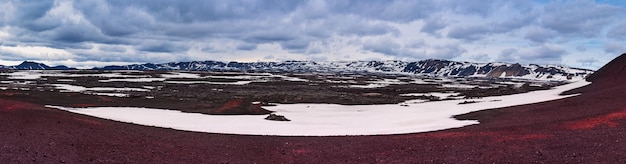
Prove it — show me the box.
[2,55,626,163]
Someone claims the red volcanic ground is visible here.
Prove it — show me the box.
[2,55,626,163]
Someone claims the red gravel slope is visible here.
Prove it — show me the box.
[2,54,626,163]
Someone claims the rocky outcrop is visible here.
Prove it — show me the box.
[208,99,273,115]
[265,114,291,121]
[485,63,531,78]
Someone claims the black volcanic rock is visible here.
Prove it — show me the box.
[265,114,291,121]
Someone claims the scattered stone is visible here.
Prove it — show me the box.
[458,101,479,105]
[362,93,383,97]
[265,114,291,121]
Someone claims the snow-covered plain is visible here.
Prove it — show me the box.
[164,81,254,85]
[52,84,149,92]
[51,84,149,97]
[0,70,148,80]
[47,80,590,136]
[400,92,461,99]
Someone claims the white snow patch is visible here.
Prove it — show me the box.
[498,81,525,87]
[348,83,388,88]
[274,75,309,82]
[91,93,129,97]
[400,92,460,99]
[56,79,76,82]
[441,83,480,89]
[161,72,201,79]
[410,79,434,84]
[0,71,148,80]
[47,80,590,136]
[51,84,149,92]
[165,81,253,85]
[99,78,166,82]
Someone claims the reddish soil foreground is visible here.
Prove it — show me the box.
[2,55,626,163]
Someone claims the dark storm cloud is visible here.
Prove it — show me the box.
[45,42,93,50]
[362,38,403,56]
[497,45,567,64]
[607,20,626,40]
[236,43,257,51]
[11,1,56,31]
[447,25,492,41]
[138,42,189,53]
[428,44,466,59]
[524,27,558,43]
[539,0,622,38]
[363,38,464,60]
[324,0,437,22]
[280,39,312,52]
[420,16,447,36]
[447,11,536,41]
[99,45,127,53]
[1,0,625,69]
[447,0,503,17]
[0,51,29,61]
[603,42,626,54]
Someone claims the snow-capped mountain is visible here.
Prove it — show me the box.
[2,60,592,81]
[96,59,594,81]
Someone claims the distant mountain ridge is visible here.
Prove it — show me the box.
[95,59,593,81]
[2,61,75,70]
[1,60,593,81]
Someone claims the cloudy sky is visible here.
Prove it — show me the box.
[0,0,625,69]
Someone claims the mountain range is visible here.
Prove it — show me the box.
[1,60,594,81]
[0,61,74,70]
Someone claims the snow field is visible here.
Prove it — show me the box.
[47,80,590,136]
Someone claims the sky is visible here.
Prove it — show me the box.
[0,0,625,69]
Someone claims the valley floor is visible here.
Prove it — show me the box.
[1,70,625,163]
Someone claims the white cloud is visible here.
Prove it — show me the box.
[0,45,76,60]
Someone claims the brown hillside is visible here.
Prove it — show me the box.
[587,53,626,83]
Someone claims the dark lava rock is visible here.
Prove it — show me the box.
[458,100,479,105]
[264,114,290,121]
